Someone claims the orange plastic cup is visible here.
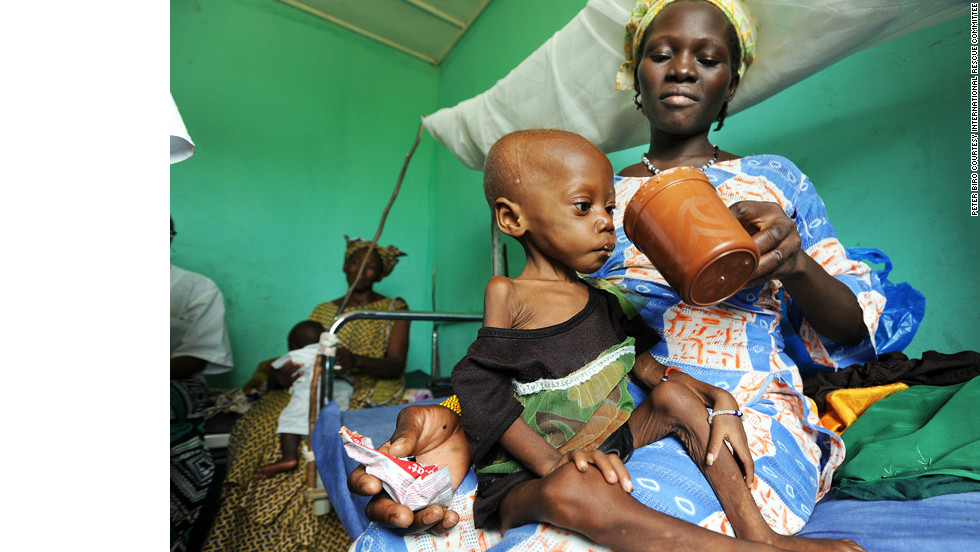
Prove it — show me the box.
[623,166,759,306]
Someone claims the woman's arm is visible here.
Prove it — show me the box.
[778,254,867,345]
[339,317,410,379]
[730,200,867,345]
[348,403,468,533]
[267,359,302,391]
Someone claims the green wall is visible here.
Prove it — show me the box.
[172,0,978,388]
[171,0,441,388]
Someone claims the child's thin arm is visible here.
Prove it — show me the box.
[482,276,516,329]
[499,417,564,476]
[499,417,633,491]
[631,351,668,388]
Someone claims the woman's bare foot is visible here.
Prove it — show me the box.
[257,458,298,478]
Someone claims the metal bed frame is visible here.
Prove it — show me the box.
[317,309,483,409]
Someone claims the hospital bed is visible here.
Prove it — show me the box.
[308,316,980,552]
[312,378,980,552]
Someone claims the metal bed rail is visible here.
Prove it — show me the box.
[318,310,483,409]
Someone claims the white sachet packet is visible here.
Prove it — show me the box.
[340,426,453,510]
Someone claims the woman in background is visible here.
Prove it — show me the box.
[308,236,411,410]
[203,236,409,552]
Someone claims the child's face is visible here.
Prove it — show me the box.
[520,141,616,274]
[635,1,737,135]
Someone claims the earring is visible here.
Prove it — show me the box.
[633,91,643,110]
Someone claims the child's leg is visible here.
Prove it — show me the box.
[257,433,301,478]
[628,382,863,552]
[498,462,784,552]
[280,433,299,463]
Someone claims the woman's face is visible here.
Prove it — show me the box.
[343,249,384,290]
[635,1,739,136]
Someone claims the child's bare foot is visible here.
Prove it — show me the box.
[257,458,298,478]
[767,534,865,552]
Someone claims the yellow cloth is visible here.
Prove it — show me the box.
[204,297,407,552]
[819,382,909,435]
[309,297,408,410]
[203,390,335,552]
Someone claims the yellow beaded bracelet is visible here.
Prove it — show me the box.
[440,394,462,416]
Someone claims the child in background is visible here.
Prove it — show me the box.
[451,129,861,552]
[257,320,352,478]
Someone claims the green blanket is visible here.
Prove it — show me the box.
[833,376,980,500]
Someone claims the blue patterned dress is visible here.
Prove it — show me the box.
[353,155,887,552]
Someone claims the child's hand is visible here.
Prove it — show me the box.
[271,360,304,389]
[561,449,633,493]
[706,411,754,488]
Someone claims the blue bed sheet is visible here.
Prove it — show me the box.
[796,490,980,552]
[313,400,980,550]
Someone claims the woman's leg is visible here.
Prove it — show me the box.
[628,383,863,552]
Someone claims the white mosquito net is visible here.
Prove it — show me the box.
[423,0,968,170]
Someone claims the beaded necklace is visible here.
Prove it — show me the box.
[641,145,719,175]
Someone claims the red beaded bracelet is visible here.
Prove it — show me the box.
[662,366,681,382]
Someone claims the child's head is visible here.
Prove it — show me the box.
[287,320,325,351]
[483,129,616,273]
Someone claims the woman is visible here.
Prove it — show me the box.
[203,236,410,552]
[309,236,411,410]
[350,1,885,550]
